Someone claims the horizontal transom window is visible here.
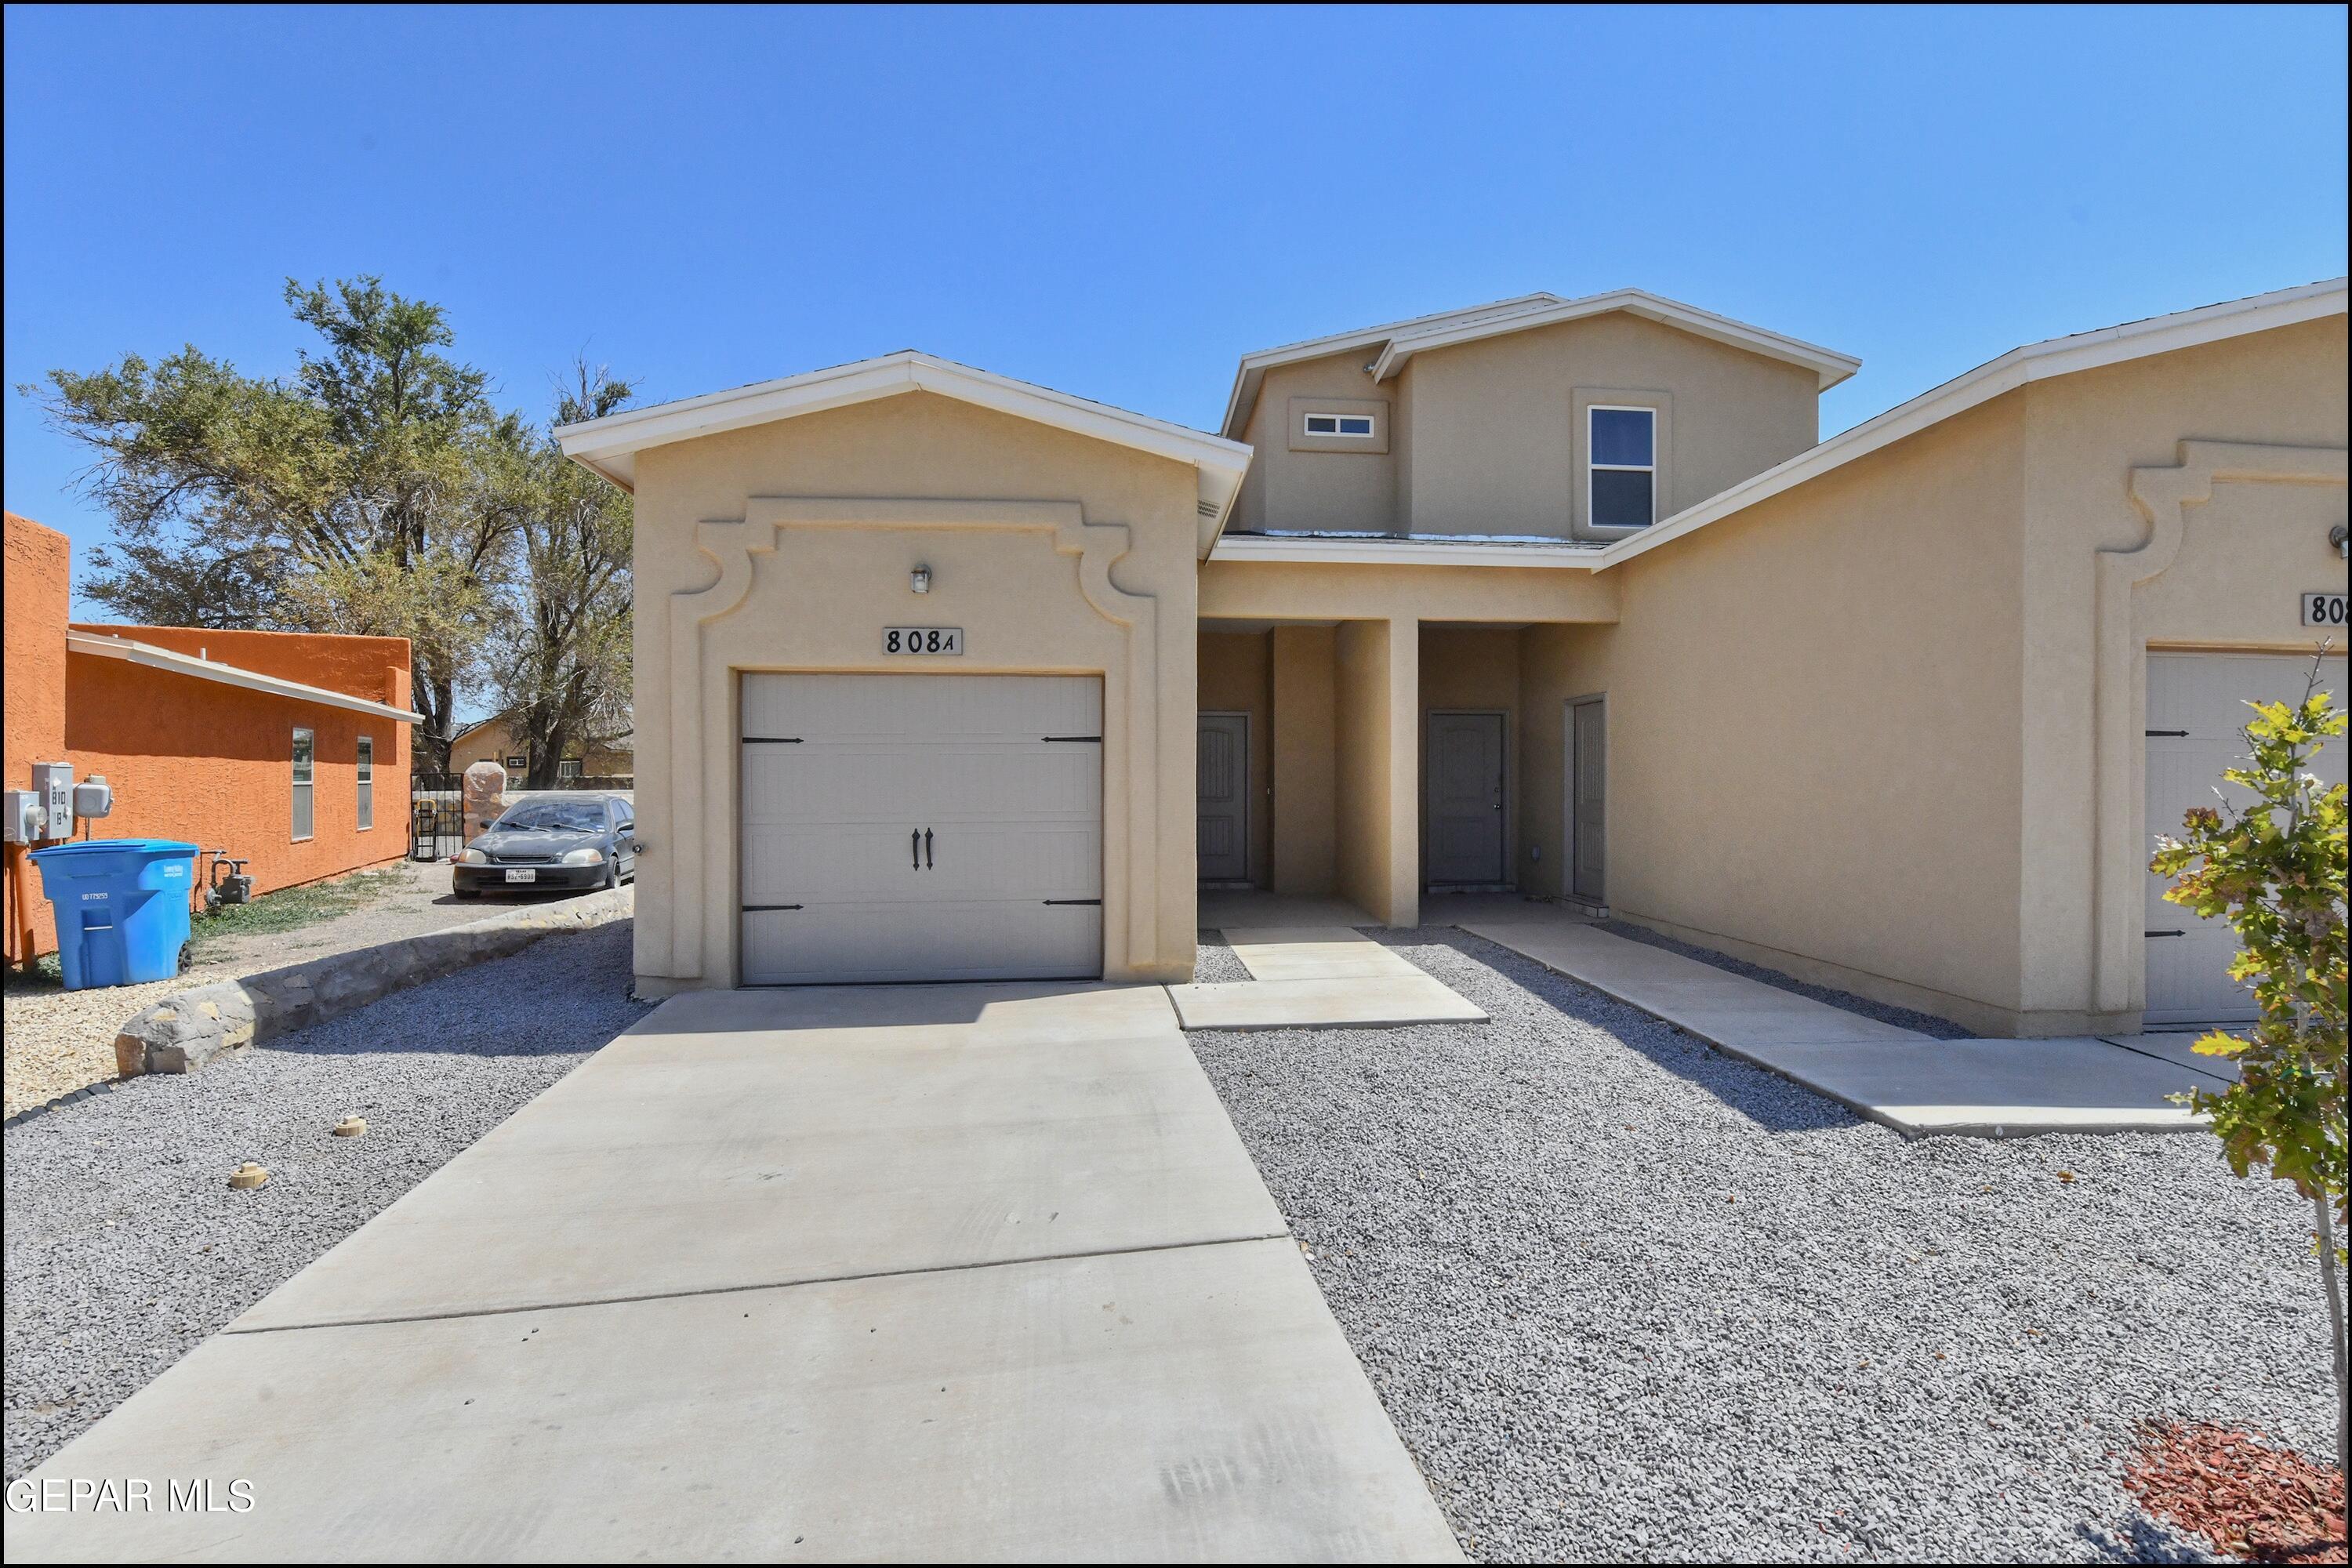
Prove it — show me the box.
[1303,412,1376,438]
[1588,405,1656,529]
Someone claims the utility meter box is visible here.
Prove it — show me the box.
[29,764,74,839]
[2,790,42,844]
[73,775,114,821]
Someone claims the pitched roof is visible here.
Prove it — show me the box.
[555,350,1254,557]
[1207,276,2348,573]
[1602,275,2349,568]
[1221,289,1860,438]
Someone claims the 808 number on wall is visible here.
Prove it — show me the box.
[883,626,964,655]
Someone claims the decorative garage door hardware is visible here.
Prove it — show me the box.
[1041,735,1102,742]
[742,904,804,913]
[2146,729,2189,738]
[2146,929,2186,938]
[911,829,934,869]
[1042,898,1102,906]
[742,735,804,744]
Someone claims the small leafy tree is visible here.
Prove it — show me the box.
[2150,648,2348,1473]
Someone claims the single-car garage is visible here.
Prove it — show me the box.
[2143,650,2348,1025]
[739,673,1105,984]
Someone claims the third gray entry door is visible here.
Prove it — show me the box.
[1425,711,1506,886]
[1197,713,1250,884]
[1569,697,1606,904]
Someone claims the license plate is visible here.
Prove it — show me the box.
[504,869,536,883]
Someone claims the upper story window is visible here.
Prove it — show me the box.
[1303,412,1376,439]
[1588,406,1657,528]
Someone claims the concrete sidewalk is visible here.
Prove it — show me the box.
[1463,917,2228,1138]
[10,984,1461,1563]
[1167,927,1486,1029]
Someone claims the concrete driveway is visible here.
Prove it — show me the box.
[10,984,1458,1563]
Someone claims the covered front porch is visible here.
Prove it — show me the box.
[1196,615,1617,927]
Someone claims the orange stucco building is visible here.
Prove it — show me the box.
[3,512,419,961]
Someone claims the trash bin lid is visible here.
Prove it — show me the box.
[28,839,199,861]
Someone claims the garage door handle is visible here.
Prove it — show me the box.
[912,829,920,870]
[924,829,934,869]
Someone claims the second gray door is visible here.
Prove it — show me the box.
[1196,713,1250,884]
[1425,712,1506,886]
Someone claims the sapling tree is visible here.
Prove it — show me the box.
[2150,649,2348,1473]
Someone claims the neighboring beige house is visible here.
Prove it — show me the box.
[558,279,2347,1035]
[448,717,634,782]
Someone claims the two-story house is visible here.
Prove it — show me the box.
[558,278,2346,1036]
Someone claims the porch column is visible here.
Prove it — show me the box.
[1334,618,1420,927]
[1269,624,1336,895]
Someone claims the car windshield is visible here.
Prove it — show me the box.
[494,800,607,833]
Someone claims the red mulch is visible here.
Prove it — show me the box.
[2122,1420,2346,1564]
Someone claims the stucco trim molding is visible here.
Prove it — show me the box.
[2092,440,2349,1014]
[657,497,1160,984]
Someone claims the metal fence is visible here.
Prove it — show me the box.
[408,773,635,862]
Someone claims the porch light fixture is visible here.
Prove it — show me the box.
[910,564,932,594]
[2331,524,2347,561]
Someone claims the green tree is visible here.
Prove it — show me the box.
[485,364,637,788]
[33,277,533,769]
[2151,650,2349,1472]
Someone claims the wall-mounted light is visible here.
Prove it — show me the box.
[910,564,932,594]
[2331,523,2348,561]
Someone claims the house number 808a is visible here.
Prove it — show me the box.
[884,626,964,655]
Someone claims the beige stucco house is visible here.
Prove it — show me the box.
[448,717,633,782]
[557,278,2347,1036]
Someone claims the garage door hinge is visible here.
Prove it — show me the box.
[2145,729,2188,738]
[2145,929,2184,938]
[742,904,804,912]
[1041,898,1102,906]
[1041,735,1102,743]
[742,735,804,744]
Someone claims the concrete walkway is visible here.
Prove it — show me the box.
[11,984,1460,1563]
[1462,916,2229,1138]
[1168,927,1486,1029]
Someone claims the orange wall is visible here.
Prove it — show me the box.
[1,510,415,959]
[4,514,71,779]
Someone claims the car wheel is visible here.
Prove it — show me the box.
[601,855,619,891]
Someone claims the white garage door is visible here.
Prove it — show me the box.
[739,673,1103,985]
[2144,652,2347,1025]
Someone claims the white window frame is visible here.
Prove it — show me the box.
[1587,405,1657,530]
[504,754,528,773]
[291,727,316,843]
[557,757,583,782]
[355,735,375,833]
[1302,411,1377,439]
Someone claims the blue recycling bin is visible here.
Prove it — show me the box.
[28,840,200,990]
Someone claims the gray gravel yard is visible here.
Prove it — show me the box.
[4,857,618,1118]
[3,920,652,1481]
[1188,928,2334,1564]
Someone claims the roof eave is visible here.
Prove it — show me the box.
[1594,277,2349,572]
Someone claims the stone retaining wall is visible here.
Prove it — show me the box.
[113,887,633,1076]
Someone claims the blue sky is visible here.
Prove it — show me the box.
[7,3,2347,616]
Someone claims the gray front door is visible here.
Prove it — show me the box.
[1425,712,1506,886]
[1569,698,1606,903]
[1197,713,1250,884]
